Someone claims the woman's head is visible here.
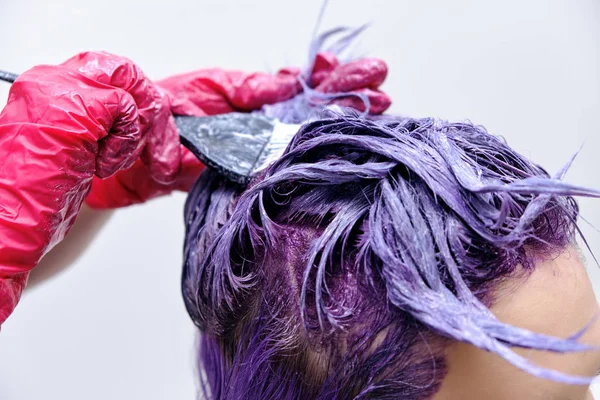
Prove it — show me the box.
[182,113,599,399]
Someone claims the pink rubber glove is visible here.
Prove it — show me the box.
[0,51,391,327]
[85,53,391,208]
[0,51,183,326]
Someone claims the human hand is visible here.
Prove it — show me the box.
[86,52,391,208]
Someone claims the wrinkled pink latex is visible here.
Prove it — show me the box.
[86,54,390,208]
[0,51,391,327]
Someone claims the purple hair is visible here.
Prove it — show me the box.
[182,110,600,399]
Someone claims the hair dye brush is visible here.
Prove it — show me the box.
[0,7,374,184]
[0,71,303,184]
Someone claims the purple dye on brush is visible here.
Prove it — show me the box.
[181,110,600,399]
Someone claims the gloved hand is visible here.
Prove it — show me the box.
[85,52,391,208]
[0,51,390,327]
[0,51,185,326]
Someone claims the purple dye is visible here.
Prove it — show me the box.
[182,111,599,399]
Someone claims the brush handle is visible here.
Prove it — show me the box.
[0,70,18,84]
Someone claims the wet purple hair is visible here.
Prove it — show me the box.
[182,110,600,399]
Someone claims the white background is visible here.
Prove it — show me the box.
[0,0,599,399]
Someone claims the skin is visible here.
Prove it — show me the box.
[434,246,600,400]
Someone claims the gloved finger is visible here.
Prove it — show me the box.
[329,87,391,114]
[139,87,181,185]
[229,69,302,111]
[310,52,340,87]
[315,58,388,94]
[86,146,204,209]
[157,68,302,116]
[95,90,145,178]
[61,52,181,184]
[157,69,235,116]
